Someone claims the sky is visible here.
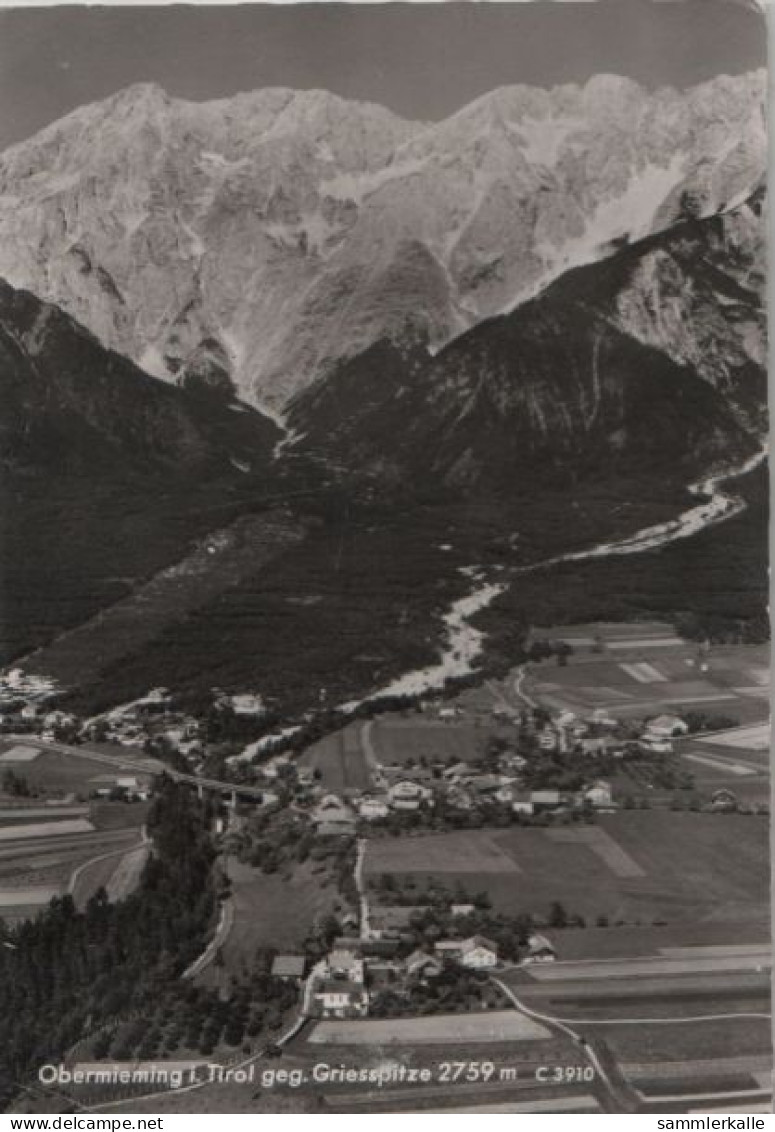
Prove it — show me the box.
[0,0,766,150]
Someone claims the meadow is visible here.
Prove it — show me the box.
[364,811,769,930]
[195,857,340,988]
[369,717,485,766]
[297,724,373,791]
[525,638,769,724]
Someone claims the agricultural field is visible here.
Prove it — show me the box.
[297,723,373,791]
[508,972,771,1024]
[0,739,129,795]
[309,1010,551,1045]
[363,811,769,932]
[580,1015,772,1069]
[521,632,769,725]
[696,724,770,752]
[369,716,485,767]
[676,739,770,807]
[293,1030,577,1080]
[0,749,149,922]
[523,920,771,962]
[623,1054,772,1096]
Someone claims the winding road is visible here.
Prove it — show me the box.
[490,975,628,1112]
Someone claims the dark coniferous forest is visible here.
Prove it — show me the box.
[0,782,217,1108]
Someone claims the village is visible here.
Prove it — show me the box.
[0,622,770,1118]
[0,624,769,1034]
[0,659,744,818]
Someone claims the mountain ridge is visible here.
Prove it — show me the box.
[0,68,764,408]
[286,190,766,494]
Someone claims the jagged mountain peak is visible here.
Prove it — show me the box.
[0,69,765,408]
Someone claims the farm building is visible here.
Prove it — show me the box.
[325,940,365,982]
[511,791,535,815]
[312,795,356,836]
[230,694,265,717]
[530,790,563,811]
[524,933,557,964]
[446,786,475,811]
[312,980,369,1019]
[387,780,433,810]
[581,780,613,808]
[94,775,152,801]
[357,793,390,820]
[405,950,443,979]
[368,906,430,940]
[451,903,476,918]
[435,936,499,969]
[646,714,689,738]
[459,936,499,969]
[710,788,739,813]
[271,954,306,982]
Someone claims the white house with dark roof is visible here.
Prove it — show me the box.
[387,779,433,810]
[435,936,499,969]
[459,935,499,969]
[581,780,613,808]
[524,933,556,963]
[357,793,390,820]
[645,714,688,738]
[312,794,357,836]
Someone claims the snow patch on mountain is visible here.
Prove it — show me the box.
[0,69,764,407]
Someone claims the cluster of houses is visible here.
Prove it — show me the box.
[79,688,206,754]
[294,705,699,835]
[270,930,557,1020]
[91,773,153,802]
[307,770,616,836]
[0,669,68,730]
[520,707,690,759]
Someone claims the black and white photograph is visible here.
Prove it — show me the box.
[0,0,769,1118]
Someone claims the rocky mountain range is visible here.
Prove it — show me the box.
[287,190,766,492]
[0,70,765,410]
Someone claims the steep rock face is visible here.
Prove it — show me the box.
[178,337,236,401]
[287,196,766,493]
[609,188,767,429]
[0,71,764,408]
[0,279,279,477]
